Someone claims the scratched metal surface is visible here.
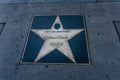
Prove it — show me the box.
[0,2,120,80]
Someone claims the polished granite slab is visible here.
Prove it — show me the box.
[22,15,90,64]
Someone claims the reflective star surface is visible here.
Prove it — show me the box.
[22,15,90,64]
[31,16,84,63]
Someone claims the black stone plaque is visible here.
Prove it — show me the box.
[21,15,90,64]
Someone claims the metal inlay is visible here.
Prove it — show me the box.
[113,21,120,41]
[21,15,90,64]
[0,23,5,36]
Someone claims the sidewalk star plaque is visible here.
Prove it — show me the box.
[21,15,90,64]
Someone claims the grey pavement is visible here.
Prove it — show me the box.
[113,21,120,41]
[0,23,4,35]
[0,2,120,80]
[0,0,120,3]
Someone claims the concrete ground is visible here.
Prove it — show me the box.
[0,1,120,80]
[0,0,120,3]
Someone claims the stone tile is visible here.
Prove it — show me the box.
[28,0,97,3]
[113,21,120,41]
[0,2,120,80]
[0,23,5,36]
[0,0,27,3]
[97,0,120,2]
[0,0,120,4]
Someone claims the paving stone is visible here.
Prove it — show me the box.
[28,0,97,3]
[0,23,5,36]
[0,0,120,4]
[0,2,120,80]
[0,0,27,3]
[97,0,120,2]
[113,21,120,41]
